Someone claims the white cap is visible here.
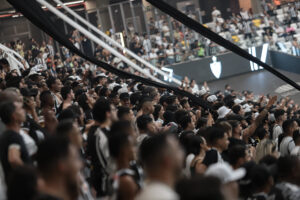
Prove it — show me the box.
[234,98,244,105]
[118,87,128,94]
[217,106,231,119]
[108,83,119,91]
[198,89,207,96]
[207,95,218,103]
[205,163,246,184]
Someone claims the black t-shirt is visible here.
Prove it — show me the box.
[202,149,219,167]
[36,194,63,200]
[0,130,30,183]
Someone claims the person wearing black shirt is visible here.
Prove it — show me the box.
[0,101,30,184]
[197,127,229,173]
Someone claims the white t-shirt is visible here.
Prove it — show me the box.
[166,49,174,59]
[291,146,300,158]
[273,124,283,141]
[149,52,158,60]
[162,25,170,37]
[280,136,295,157]
[135,182,179,200]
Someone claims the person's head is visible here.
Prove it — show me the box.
[36,137,82,199]
[205,162,245,200]
[61,86,74,101]
[136,114,157,134]
[109,130,135,164]
[228,120,242,136]
[92,97,117,124]
[47,76,62,93]
[110,120,136,138]
[153,104,164,121]
[117,106,134,121]
[250,164,273,193]
[141,98,155,115]
[232,105,244,115]
[40,90,55,110]
[0,101,26,126]
[139,134,184,182]
[109,92,120,106]
[7,166,38,200]
[274,109,286,122]
[228,145,247,169]
[176,176,224,200]
[207,127,229,152]
[179,115,195,131]
[256,126,269,140]
[215,121,232,138]
[277,156,300,185]
[225,84,230,90]
[56,119,82,148]
[282,119,298,136]
[180,99,190,110]
[120,92,130,107]
[180,133,207,156]
[293,130,300,146]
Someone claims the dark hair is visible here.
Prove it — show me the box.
[117,106,130,120]
[180,133,203,155]
[179,115,192,130]
[228,145,246,166]
[46,76,57,89]
[108,130,130,158]
[207,127,226,146]
[277,156,299,180]
[176,176,224,200]
[56,119,75,138]
[256,126,268,140]
[99,87,108,97]
[153,105,162,121]
[92,97,111,123]
[58,108,77,122]
[293,130,300,143]
[7,166,38,200]
[250,165,272,191]
[136,114,153,131]
[36,137,70,176]
[110,120,133,136]
[77,93,89,111]
[274,109,285,120]
[139,133,169,168]
[39,90,52,108]
[232,105,241,114]
[282,119,295,133]
[61,86,72,100]
[196,117,207,129]
[0,101,16,125]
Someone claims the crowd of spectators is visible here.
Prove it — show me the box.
[0,33,300,200]
[0,1,300,200]
[115,0,300,69]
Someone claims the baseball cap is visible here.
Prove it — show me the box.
[217,106,232,119]
[207,95,218,103]
[205,162,246,184]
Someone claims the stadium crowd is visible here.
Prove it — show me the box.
[0,1,300,200]
[0,34,300,200]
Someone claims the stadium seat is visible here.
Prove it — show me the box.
[276,9,283,15]
[291,23,298,29]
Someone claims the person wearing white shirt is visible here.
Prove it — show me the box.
[212,7,221,22]
[143,35,152,55]
[135,134,184,200]
[272,109,286,142]
[279,120,298,157]
[149,49,158,67]
[291,130,300,158]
